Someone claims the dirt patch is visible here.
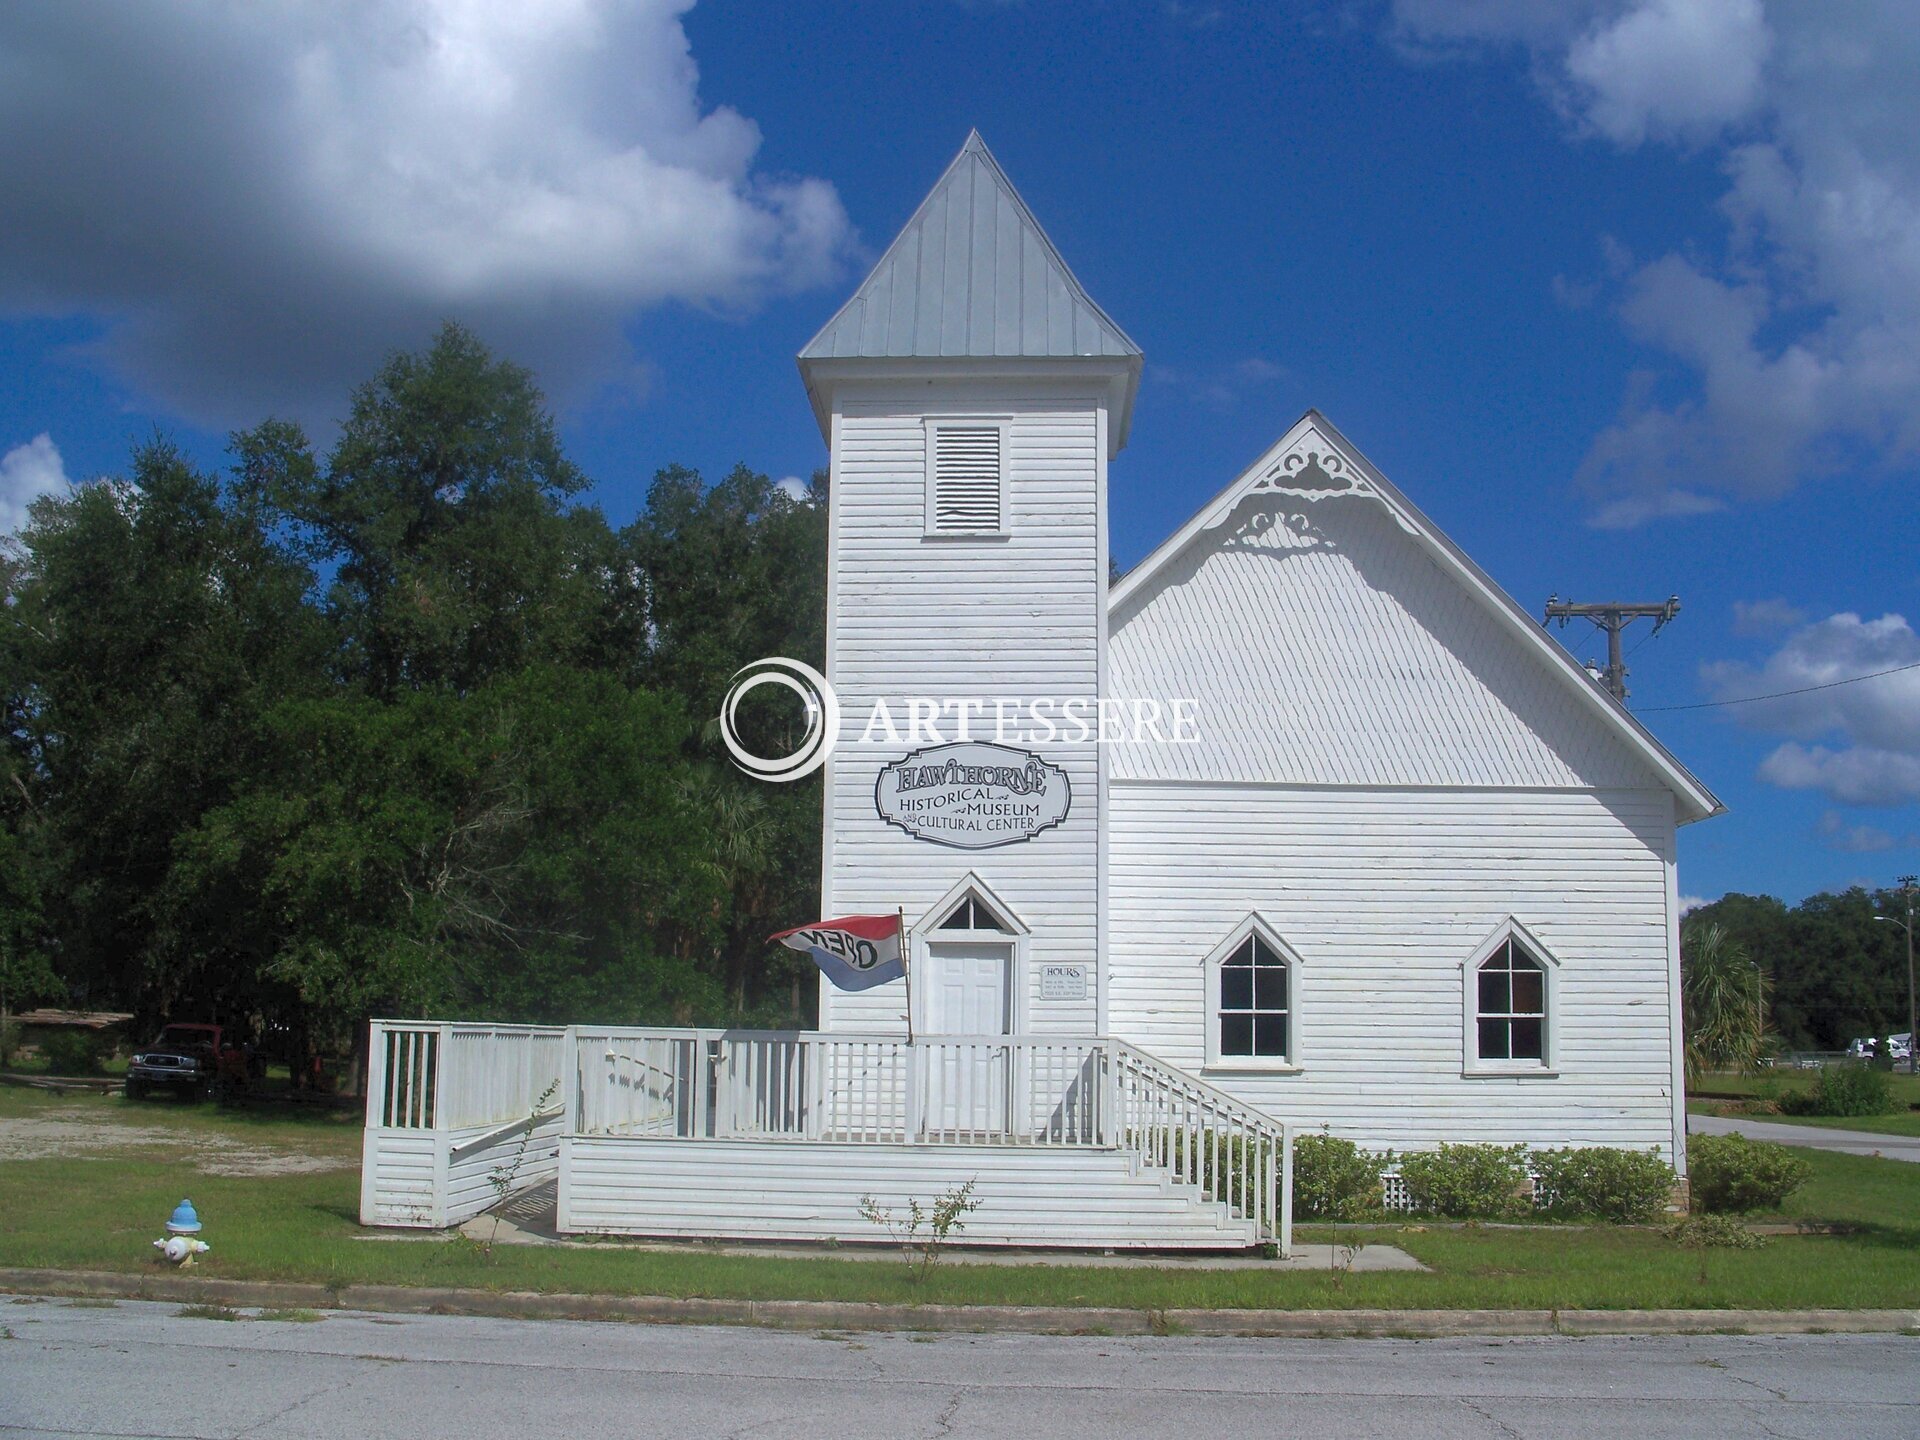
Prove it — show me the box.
[0,1106,352,1175]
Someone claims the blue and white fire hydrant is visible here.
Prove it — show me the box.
[153,1198,210,1265]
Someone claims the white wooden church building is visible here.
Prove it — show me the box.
[360,134,1719,1250]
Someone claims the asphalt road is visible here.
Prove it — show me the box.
[3,1298,1916,1439]
[1688,1111,1920,1162]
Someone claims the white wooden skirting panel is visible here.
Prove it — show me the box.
[360,1130,439,1227]
[359,1116,564,1228]
[1108,493,1658,791]
[824,389,1103,1037]
[558,1139,1255,1248]
[1107,784,1680,1157]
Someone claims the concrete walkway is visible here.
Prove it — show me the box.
[1688,1111,1920,1163]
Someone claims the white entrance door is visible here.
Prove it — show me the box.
[919,941,1012,1136]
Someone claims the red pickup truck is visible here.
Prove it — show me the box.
[126,1023,256,1101]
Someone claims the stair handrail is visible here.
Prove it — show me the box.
[1105,1039,1292,1247]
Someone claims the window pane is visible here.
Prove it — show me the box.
[1220,964,1253,1010]
[1510,1017,1544,1060]
[939,902,970,929]
[1478,969,1509,1014]
[1254,962,1288,1011]
[1510,968,1544,1015]
[1220,1013,1254,1056]
[1477,1018,1509,1060]
[1254,1014,1288,1058]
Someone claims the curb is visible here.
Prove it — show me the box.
[3,1269,1915,1338]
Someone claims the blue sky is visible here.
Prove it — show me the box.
[2,1,1916,907]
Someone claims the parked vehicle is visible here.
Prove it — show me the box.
[125,1023,260,1101]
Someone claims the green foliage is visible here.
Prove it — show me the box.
[2,323,829,1039]
[1687,888,1913,1052]
[38,1030,103,1076]
[1681,920,1770,1082]
[1777,1063,1895,1117]
[1398,1143,1531,1219]
[859,1180,982,1282]
[1687,1133,1811,1213]
[1292,1129,1391,1220]
[1664,1213,1766,1250]
[1528,1146,1674,1222]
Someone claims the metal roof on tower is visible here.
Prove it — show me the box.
[798,132,1143,453]
[801,131,1141,363]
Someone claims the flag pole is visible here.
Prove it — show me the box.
[900,905,913,1046]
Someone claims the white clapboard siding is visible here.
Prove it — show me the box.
[360,1116,564,1228]
[359,1130,440,1227]
[443,1113,564,1227]
[823,383,1104,1036]
[1108,492,1660,790]
[558,1138,1254,1248]
[1108,783,1681,1157]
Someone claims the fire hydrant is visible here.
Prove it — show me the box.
[153,1198,210,1266]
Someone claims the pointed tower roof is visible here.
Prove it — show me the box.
[799,132,1143,450]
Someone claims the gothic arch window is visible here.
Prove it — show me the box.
[1462,919,1560,1075]
[1202,915,1304,1071]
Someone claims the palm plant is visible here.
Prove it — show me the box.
[1681,921,1771,1083]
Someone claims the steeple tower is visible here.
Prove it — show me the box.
[803,133,1138,1039]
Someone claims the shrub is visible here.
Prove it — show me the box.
[1529,1145,1674,1223]
[1292,1130,1391,1220]
[1686,1133,1810,1213]
[1778,1063,1894,1118]
[1665,1213,1766,1250]
[1398,1143,1530,1219]
[39,1029,103,1076]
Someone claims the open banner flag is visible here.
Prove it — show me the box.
[770,913,905,992]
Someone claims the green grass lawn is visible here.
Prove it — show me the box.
[3,1086,1918,1313]
[1689,1068,1920,1138]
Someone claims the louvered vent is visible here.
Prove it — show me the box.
[931,426,1003,532]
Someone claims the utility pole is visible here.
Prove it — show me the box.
[1878,875,1918,1076]
[1543,595,1681,704]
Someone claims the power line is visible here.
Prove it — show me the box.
[1639,657,1920,713]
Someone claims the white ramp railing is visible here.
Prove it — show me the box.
[1110,1039,1292,1249]
[364,1022,1290,1246]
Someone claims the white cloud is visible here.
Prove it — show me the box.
[1703,611,1920,806]
[1818,810,1901,853]
[1391,1,1920,527]
[1677,893,1714,915]
[1731,597,1806,635]
[1762,744,1920,806]
[773,475,810,503]
[0,1,853,428]
[1564,0,1770,146]
[1149,356,1289,412]
[0,434,71,533]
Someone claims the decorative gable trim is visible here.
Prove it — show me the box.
[1108,409,1722,824]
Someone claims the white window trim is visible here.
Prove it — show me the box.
[1461,916,1560,1078]
[923,416,1011,539]
[1201,913,1303,1075]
